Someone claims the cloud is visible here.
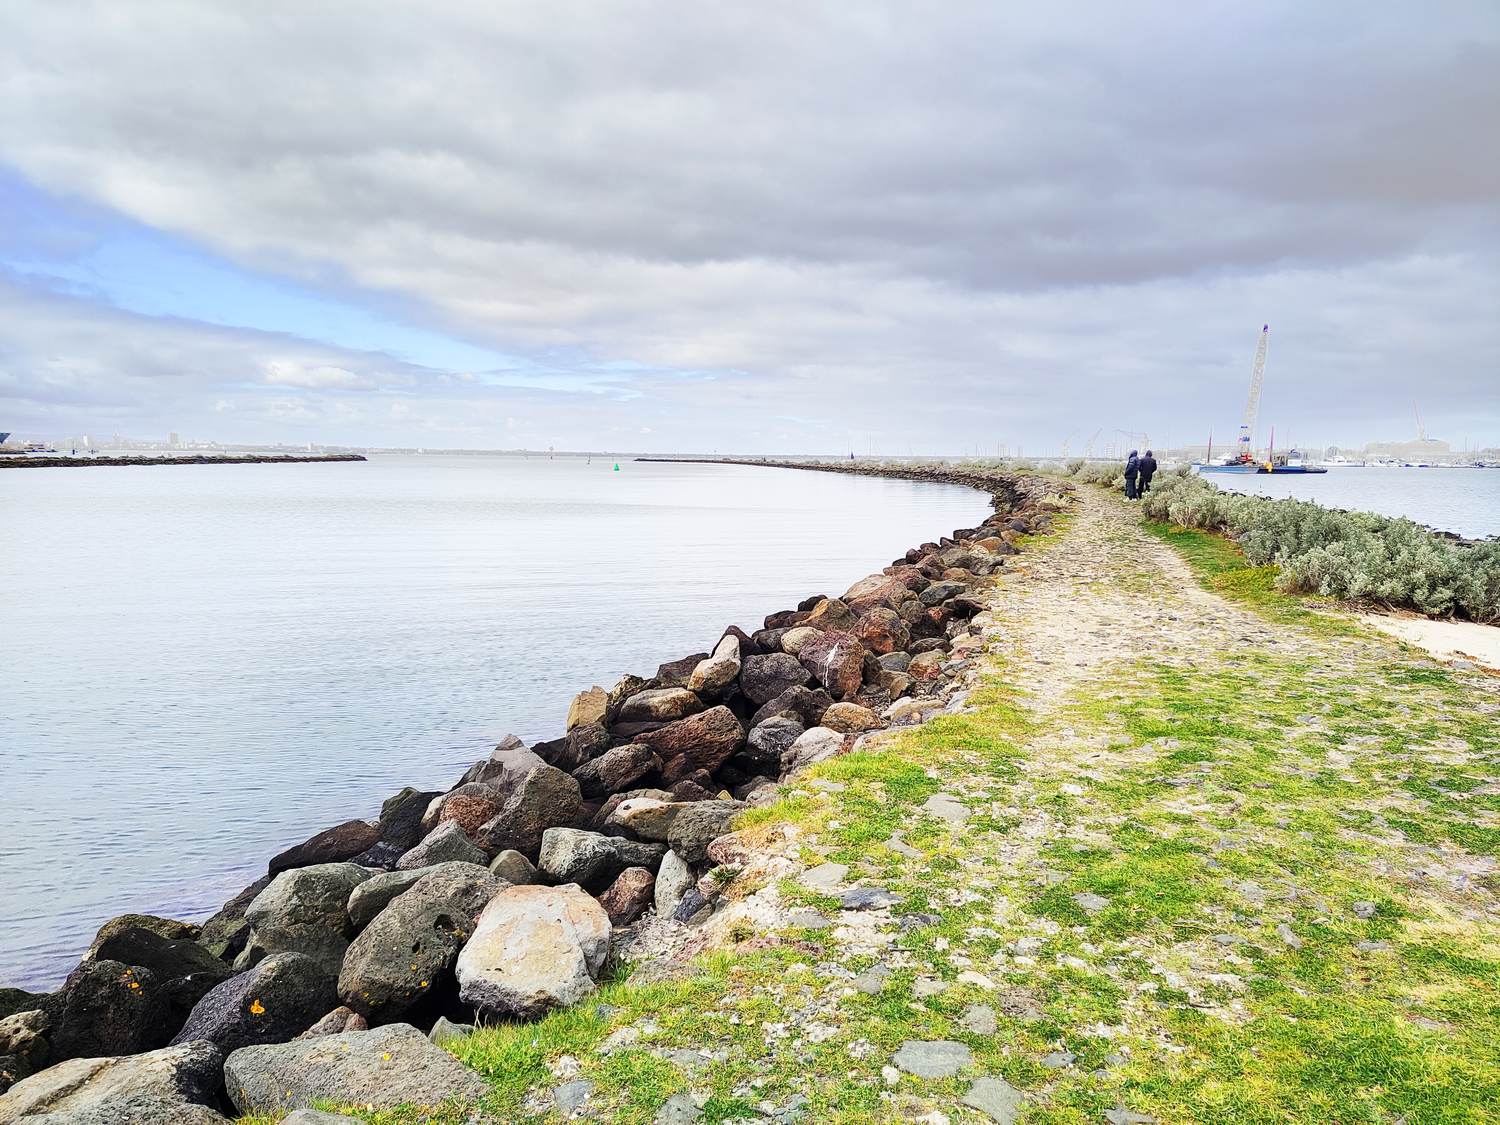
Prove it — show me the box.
[0,1,1496,449]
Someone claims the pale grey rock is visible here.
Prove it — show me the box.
[781,726,843,775]
[799,862,847,890]
[236,863,370,976]
[963,1076,1024,1123]
[958,1004,998,1035]
[921,793,969,824]
[489,849,538,885]
[892,1039,972,1078]
[0,1041,226,1124]
[395,821,486,870]
[653,850,695,917]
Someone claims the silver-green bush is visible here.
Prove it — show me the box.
[1134,472,1498,622]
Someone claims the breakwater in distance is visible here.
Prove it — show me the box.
[0,453,367,469]
[0,462,1070,1118]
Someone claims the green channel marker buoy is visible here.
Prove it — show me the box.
[613,463,620,471]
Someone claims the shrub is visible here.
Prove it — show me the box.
[1119,471,1498,622]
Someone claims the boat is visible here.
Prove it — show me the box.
[1196,327,1326,474]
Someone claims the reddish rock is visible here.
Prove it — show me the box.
[843,574,912,614]
[438,793,503,838]
[821,702,881,734]
[802,597,855,632]
[908,651,945,682]
[853,607,909,655]
[797,631,866,700]
[597,867,655,926]
[632,706,744,775]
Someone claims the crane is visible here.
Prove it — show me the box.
[1413,400,1427,442]
[1083,428,1102,458]
[1234,325,1269,462]
[1059,430,1078,458]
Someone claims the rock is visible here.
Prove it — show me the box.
[654,653,709,690]
[79,923,234,1023]
[348,861,488,929]
[49,962,166,1061]
[778,626,822,657]
[537,828,666,893]
[0,1011,49,1091]
[559,722,612,773]
[654,851,696,917]
[744,716,804,771]
[554,1078,594,1115]
[704,831,758,866]
[963,1076,1024,1123]
[394,821,487,870]
[338,866,506,1021]
[284,1111,361,1125]
[0,992,54,1027]
[437,791,504,838]
[236,863,370,977]
[0,1041,226,1123]
[821,701,880,733]
[797,631,866,699]
[655,1092,703,1123]
[879,670,913,699]
[1072,892,1109,914]
[604,797,686,842]
[296,1006,366,1038]
[672,889,714,925]
[427,1016,473,1049]
[476,765,583,859]
[687,634,741,697]
[573,743,662,798]
[633,705,746,777]
[223,1023,489,1113]
[958,1004,998,1035]
[740,653,813,705]
[892,1039,973,1078]
[567,686,609,730]
[782,726,845,775]
[751,685,834,729]
[668,778,716,802]
[169,952,333,1053]
[922,793,969,824]
[1276,923,1303,950]
[853,607,910,655]
[618,688,705,724]
[878,651,911,672]
[456,885,611,1019]
[466,744,549,789]
[1040,1049,1075,1068]
[843,574,915,614]
[908,650,945,682]
[840,886,899,911]
[598,867,656,926]
[489,849,539,885]
[800,862,847,889]
[82,915,199,959]
[268,820,381,876]
[1352,900,1378,919]
[198,877,272,960]
[853,963,891,995]
[667,801,745,863]
[919,580,967,607]
[352,789,441,868]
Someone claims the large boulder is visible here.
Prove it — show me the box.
[488,850,538,885]
[49,962,166,1061]
[739,653,812,706]
[268,820,381,876]
[631,706,745,777]
[744,716,804,771]
[603,797,685,842]
[197,876,272,960]
[617,688,704,724]
[572,744,661,798]
[920,580,967,607]
[653,653,709,690]
[350,789,441,869]
[0,1041,227,1124]
[456,886,611,1020]
[597,868,656,927]
[169,953,334,1054]
[0,1010,50,1092]
[778,626,821,657]
[853,607,910,655]
[536,829,666,893]
[435,791,504,838]
[338,866,506,1022]
[843,574,913,614]
[223,1023,489,1113]
[687,634,741,697]
[654,851,696,917]
[798,632,866,699]
[782,727,845,776]
[476,765,582,859]
[395,821,487,870]
[802,597,855,632]
[566,686,609,731]
[78,924,234,1028]
[666,801,745,863]
[751,685,834,728]
[462,744,547,790]
[236,864,369,977]
[822,702,881,734]
[347,861,486,929]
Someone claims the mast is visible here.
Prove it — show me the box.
[1237,325,1269,459]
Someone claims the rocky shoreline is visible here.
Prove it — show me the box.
[0,462,1070,1121]
[0,453,367,469]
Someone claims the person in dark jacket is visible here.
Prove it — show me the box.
[1137,449,1158,496]
[1123,450,1140,499]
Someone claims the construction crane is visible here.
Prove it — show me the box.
[1235,325,1270,461]
[1059,430,1078,458]
[1115,428,1149,450]
[1083,428,1102,458]
[1413,400,1427,442]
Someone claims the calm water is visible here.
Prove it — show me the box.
[1200,466,1500,539]
[0,456,990,989]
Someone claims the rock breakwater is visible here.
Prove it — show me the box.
[0,462,1069,1118]
[0,453,367,469]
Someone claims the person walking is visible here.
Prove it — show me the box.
[1123,450,1140,499]
[1137,449,1158,496]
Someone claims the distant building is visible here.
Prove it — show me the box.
[169,432,180,447]
[1364,437,1450,458]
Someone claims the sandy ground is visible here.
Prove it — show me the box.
[1361,612,1500,670]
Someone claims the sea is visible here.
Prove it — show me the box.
[0,455,991,989]
[1198,465,1500,540]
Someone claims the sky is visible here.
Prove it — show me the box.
[1,1,1496,454]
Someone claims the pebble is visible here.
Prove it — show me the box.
[800,862,848,890]
[1352,900,1378,919]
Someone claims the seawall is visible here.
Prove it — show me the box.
[0,453,368,469]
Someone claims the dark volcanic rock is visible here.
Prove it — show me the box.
[739,652,812,705]
[81,924,234,1027]
[347,861,486,929]
[654,652,709,689]
[236,863,370,977]
[750,684,835,728]
[0,1040,227,1123]
[666,801,745,863]
[296,1005,367,1038]
[268,820,382,876]
[51,961,167,1060]
[919,580,967,607]
[597,867,655,927]
[668,778,718,802]
[199,876,272,961]
[337,866,506,1022]
[476,765,583,859]
[536,828,666,893]
[744,716,805,771]
[632,705,745,775]
[605,674,650,723]
[223,1023,489,1113]
[170,952,334,1053]
[395,821,486,870]
[351,788,441,869]
[572,743,661,798]
[797,631,866,700]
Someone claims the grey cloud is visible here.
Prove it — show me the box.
[0,1,1496,449]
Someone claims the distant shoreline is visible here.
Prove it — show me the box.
[0,453,368,469]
